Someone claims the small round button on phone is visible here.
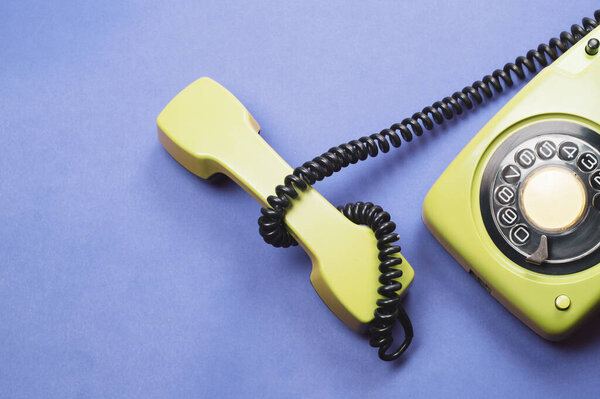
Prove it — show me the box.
[555,295,571,311]
[494,185,516,205]
[501,164,521,184]
[586,38,600,56]
[590,171,600,190]
[558,142,579,161]
[536,140,557,160]
[515,149,536,169]
[510,224,531,246]
[577,152,599,173]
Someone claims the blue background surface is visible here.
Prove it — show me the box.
[2,1,600,397]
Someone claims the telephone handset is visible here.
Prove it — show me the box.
[157,78,415,361]
[158,11,600,360]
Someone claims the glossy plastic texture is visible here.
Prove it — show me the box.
[157,78,414,332]
[423,26,600,340]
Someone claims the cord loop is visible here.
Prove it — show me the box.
[256,10,600,361]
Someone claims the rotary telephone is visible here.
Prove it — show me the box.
[158,11,600,361]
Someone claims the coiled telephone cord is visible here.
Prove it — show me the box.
[257,11,600,361]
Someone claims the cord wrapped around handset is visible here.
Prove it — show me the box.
[257,10,600,361]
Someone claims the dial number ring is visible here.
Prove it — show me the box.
[480,121,600,275]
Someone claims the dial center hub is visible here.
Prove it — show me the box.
[520,166,587,232]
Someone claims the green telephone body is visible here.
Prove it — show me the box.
[423,27,600,340]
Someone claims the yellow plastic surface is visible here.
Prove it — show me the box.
[157,77,414,332]
[423,26,600,340]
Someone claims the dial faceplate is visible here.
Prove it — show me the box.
[480,121,600,275]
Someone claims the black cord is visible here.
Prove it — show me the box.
[338,202,414,361]
[258,10,600,361]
